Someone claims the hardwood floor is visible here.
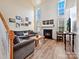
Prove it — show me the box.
[26,39,77,59]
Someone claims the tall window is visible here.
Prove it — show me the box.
[35,8,41,21]
[58,0,65,16]
[35,7,41,33]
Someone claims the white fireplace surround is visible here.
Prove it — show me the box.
[41,25,54,39]
[40,19,57,39]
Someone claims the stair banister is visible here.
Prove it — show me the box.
[0,12,14,59]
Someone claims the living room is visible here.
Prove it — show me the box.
[0,0,79,59]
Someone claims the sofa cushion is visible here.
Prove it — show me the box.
[14,31,24,36]
[24,32,28,36]
[14,39,34,51]
[18,36,29,39]
[14,36,20,44]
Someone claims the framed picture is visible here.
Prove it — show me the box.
[9,18,15,23]
[50,19,54,24]
[25,23,28,26]
[47,20,49,25]
[21,23,25,26]
[25,17,28,21]
[16,16,22,20]
[16,23,20,27]
[28,21,31,24]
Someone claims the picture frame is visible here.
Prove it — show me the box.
[42,19,54,25]
[16,23,20,27]
[9,18,15,23]
[25,23,28,26]
[50,19,54,24]
[28,21,31,24]
[25,17,29,21]
[16,16,22,20]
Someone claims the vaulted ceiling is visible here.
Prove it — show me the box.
[31,0,42,6]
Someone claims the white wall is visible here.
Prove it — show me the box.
[0,0,34,31]
[0,18,9,59]
[65,0,79,59]
[40,0,58,39]
[65,0,76,30]
[66,0,76,9]
[75,0,79,58]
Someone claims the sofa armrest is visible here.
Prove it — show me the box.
[14,39,34,51]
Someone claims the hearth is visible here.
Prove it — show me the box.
[43,29,52,39]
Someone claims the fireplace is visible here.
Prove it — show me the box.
[43,29,52,39]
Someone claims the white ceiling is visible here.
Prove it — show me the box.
[31,0,42,6]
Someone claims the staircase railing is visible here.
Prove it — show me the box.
[0,12,14,59]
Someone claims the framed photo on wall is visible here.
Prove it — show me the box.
[9,18,15,23]
[28,21,31,24]
[16,16,22,20]
[25,17,29,21]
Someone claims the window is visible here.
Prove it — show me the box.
[35,8,41,20]
[58,0,65,15]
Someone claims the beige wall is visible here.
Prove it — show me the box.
[0,0,34,31]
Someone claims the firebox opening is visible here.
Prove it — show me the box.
[43,29,52,39]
